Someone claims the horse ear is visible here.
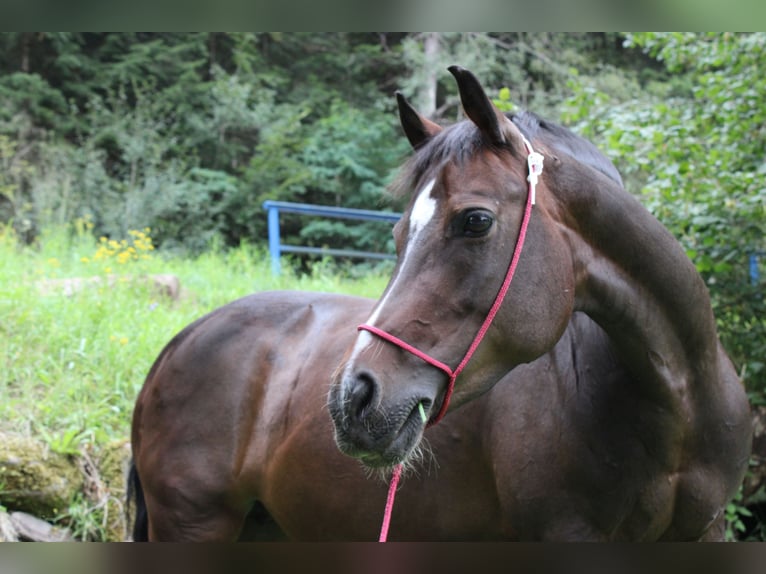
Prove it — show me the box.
[448,65,520,147]
[396,91,442,150]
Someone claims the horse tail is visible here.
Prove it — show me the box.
[126,459,149,541]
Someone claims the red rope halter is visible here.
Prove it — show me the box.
[358,138,544,541]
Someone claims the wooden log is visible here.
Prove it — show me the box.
[0,510,19,542]
[34,274,181,300]
[10,511,74,542]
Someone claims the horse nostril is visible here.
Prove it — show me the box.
[347,371,378,421]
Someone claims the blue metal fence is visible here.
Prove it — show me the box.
[263,200,401,274]
[751,253,764,286]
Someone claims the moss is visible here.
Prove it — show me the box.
[0,433,84,519]
[93,439,131,541]
[0,433,135,540]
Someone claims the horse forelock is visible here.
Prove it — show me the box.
[389,111,623,199]
[389,121,487,199]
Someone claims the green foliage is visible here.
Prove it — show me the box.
[493,86,515,112]
[149,167,240,254]
[0,71,69,131]
[0,134,31,204]
[55,492,108,542]
[40,427,93,456]
[726,486,755,541]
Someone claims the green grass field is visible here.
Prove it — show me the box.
[0,222,389,453]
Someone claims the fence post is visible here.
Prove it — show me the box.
[267,205,281,275]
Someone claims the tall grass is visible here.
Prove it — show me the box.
[0,222,389,450]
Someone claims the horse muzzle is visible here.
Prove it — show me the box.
[327,368,433,468]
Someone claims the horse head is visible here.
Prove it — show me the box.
[328,66,576,468]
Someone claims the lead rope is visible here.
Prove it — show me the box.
[364,138,543,542]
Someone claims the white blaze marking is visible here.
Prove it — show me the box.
[346,179,437,365]
[408,178,438,236]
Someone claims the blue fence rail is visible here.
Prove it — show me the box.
[263,200,401,274]
[752,252,765,286]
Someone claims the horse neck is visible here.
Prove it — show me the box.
[555,165,722,400]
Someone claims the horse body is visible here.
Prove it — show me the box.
[130,66,751,541]
[131,294,744,541]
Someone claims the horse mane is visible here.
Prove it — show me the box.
[390,110,623,198]
[511,111,624,187]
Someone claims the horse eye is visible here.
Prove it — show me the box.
[462,210,494,237]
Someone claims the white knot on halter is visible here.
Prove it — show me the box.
[521,135,544,206]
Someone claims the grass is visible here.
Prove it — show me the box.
[0,222,390,450]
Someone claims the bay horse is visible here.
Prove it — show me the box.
[128,66,752,541]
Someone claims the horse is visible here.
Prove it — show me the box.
[128,66,752,541]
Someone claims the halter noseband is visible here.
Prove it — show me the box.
[358,136,543,428]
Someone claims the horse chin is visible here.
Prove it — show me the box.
[355,427,424,470]
[329,400,428,471]
[358,440,434,483]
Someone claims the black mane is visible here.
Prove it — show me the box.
[511,110,623,187]
[390,110,623,197]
